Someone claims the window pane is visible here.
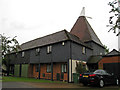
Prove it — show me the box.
[47,46,49,53]
[47,64,51,73]
[61,64,64,73]
[35,65,39,72]
[22,52,25,57]
[82,47,86,54]
[64,64,67,72]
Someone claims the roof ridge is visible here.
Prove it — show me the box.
[84,17,103,45]
[21,30,67,46]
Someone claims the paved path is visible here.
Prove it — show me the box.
[2,82,84,88]
[2,82,120,89]
[2,82,36,88]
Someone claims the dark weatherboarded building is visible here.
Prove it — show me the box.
[8,12,105,82]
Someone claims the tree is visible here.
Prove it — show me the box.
[108,0,120,36]
[104,45,109,54]
[0,34,20,75]
[75,61,88,74]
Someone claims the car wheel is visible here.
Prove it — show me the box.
[116,79,119,86]
[99,79,104,88]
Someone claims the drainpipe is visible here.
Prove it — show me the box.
[38,63,40,79]
[51,51,53,81]
[38,50,41,79]
[70,41,73,82]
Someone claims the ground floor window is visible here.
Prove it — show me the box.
[47,64,51,73]
[61,64,67,73]
[35,64,39,72]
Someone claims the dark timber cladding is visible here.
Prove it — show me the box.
[9,30,92,64]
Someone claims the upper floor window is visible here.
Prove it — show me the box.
[47,45,52,53]
[36,48,40,55]
[22,52,25,57]
[82,47,86,54]
[15,53,18,57]
[100,52,102,55]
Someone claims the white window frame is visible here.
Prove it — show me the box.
[47,64,51,73]
[61,64,67,73]
[22,52,25,57]
[47,45,52,53]
[36,48,40,53]
[82,47,86,54]
[36,48,40,55]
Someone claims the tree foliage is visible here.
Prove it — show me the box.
[0,34,20,64]
[75,61,87,74]
[104,45,109,54]
[108,0,120,36]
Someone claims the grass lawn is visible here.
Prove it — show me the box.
[2,76,66,83]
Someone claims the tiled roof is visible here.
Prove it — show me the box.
[106,49,120,56]
[70,16,103,47]
[20,30,91,51]
[87,55,103,64]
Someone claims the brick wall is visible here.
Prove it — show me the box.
[98,56,120,69]
[33,64,39,78]
[31,63,68,81]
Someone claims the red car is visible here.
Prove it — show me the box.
[79,69,119,88]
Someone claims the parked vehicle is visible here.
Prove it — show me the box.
[79,69,119,88]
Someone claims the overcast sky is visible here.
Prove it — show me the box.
[0,0,118,51]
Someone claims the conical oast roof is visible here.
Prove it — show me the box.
[70,16,103,46]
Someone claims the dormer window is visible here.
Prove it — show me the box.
[47,45,52,53]
[82,47,86,54]
[22,52,25,57]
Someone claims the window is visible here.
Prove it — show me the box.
[15,53,18,57]
[61,64,67,73]
[100,52,102,55]
[22,52,25,57]
[47,45,52,53]
[82,47,86,54]
[47,64,51,73]
[35,64,39,72]
[36,48,40,55]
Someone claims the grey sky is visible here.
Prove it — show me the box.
[0,0,118,51]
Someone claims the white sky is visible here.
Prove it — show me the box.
[0,0,119,51]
